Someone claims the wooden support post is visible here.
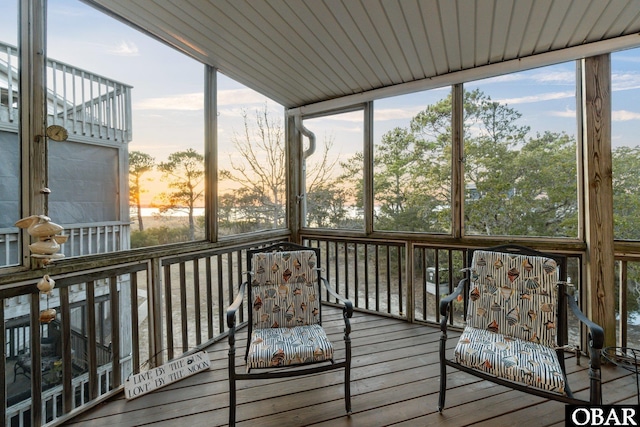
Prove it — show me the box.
[19,0,48,269]
[581,54,616,347]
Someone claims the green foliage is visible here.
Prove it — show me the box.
[157,148,204,240]
[130,89,640,244]
[218,106,286,234]
[341,88,581,237]
[130,226,192,248]
[218,190,283,233]
[306,184,350,228]
[373,126,447,232]
[305,134,353,228]
[613,146,640,240]
[129,151,155,231]
[338,151,365,209]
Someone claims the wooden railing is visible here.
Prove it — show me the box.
[302,235,591,348]
[7,364,114,426]
[303,238,408,318]
[1,237,283,426]
[615,258,640,348]
[0,40,132,142]
[3,263,148,427]
[303,234,640,347]
[2,231,640,425]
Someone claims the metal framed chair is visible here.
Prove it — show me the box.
[14,335,61,382]
[438,245,604,411]
[226,242,353,426]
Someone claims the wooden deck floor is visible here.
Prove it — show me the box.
[66,308,638,427]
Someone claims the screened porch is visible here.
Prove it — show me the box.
[3,1,640,426]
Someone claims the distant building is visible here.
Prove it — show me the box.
[0,40,133,266]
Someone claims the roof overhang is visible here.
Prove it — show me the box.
[83,0,640,112]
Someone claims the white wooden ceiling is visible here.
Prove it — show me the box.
[84,0,640,110]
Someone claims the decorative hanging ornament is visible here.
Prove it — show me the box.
[37,274,56,294]
[15,214,67,265]
[39,274,57,323]
[39,308,57,323]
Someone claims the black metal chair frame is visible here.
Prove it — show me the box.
[226,242,353,426]
[438,244,604,411]
[13,325,63,383]
[13,341,61,382]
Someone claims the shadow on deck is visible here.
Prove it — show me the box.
[65,307,638,427]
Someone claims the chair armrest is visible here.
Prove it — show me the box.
[226,281,247,330]
[439,277,466,317]
[439,277,467,332]
[567,292,604,405]
[320,276,353,318]
[567,290,604,351]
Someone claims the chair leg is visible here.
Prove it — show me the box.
[438,334,447,412]
[345,363,352,414]
[229,375,236,426]
[229,349,237,426]
[438,367,446,412]
[345,335,352,414]
[14,362,28,383]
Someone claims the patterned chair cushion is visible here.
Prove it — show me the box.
[454,326,566,395]
[247,249,333,371]
[247,323,334,370]
[251,250,321,329]
[465,250,559,347]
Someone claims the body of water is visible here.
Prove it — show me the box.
[135,207,205,217]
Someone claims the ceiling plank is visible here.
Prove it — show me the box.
[438,0,462,72]
[459,0,479,68]
[502,0,533,59]
[569,0,610,46]
[402,0,435,79]
[203,0,335,102]
[84,0,640,109]
[519,0,553,56]
[536,0,573,52]
[336,0,395,87]
[368,0,413,82]
[587,1,637,40]
[477,0,513,67]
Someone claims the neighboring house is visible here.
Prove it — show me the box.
[0,40,133,266]
[1,41,134,421]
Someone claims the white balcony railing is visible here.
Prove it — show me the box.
[60,221,131,258]
[6,363,115,426]
[1,40,132,143]
[0,222,131,269]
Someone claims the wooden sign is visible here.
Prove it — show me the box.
[124,351,210,399]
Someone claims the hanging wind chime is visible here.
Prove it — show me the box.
[15,213,67,323]
[15,126,71,323]
[37,274,57,323]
